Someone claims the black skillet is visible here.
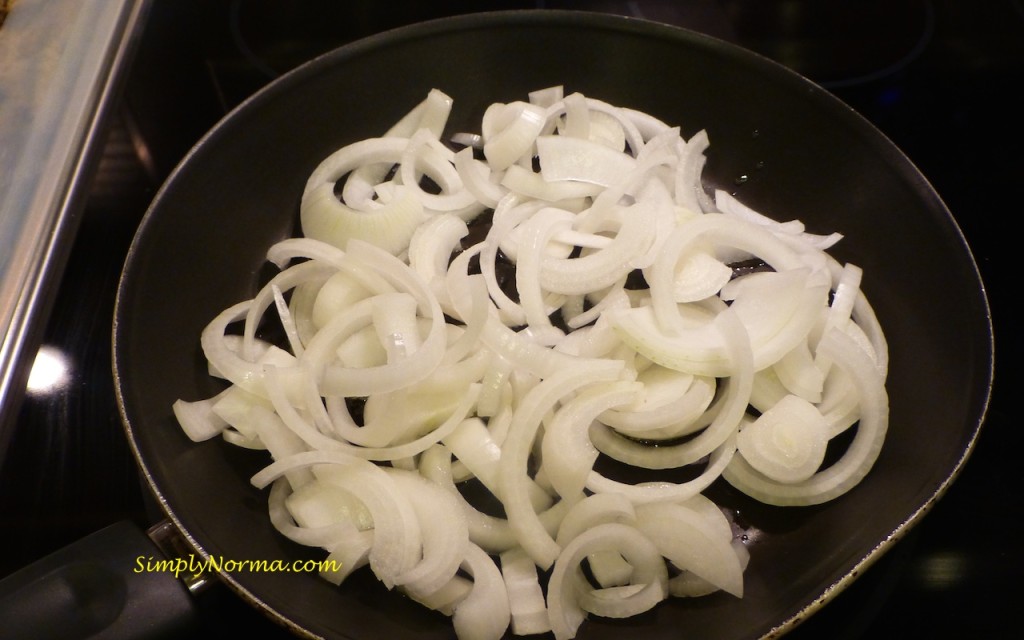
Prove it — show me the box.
[108,10,992,640]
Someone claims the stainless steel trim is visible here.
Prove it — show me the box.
[0,0,151,462]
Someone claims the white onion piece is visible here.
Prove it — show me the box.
[547,522,667,640]
[539,202,658,296]
[591,308,751,472]
[242,261,331,360]
[301,137,428,255]
[599,368,716,436]
[269,479,360,549]
[406,575,472,616]
[499,547,551,636]
[453,147,507,208]
[283,478,372,532]
[400,130,484,220]
[172,388,230,442]
[250,451,424,588]
[498,359,625,569]
[307,251,447,397]
[544,96,645,157]
[671,249,734,303]
[613,268,827,377]
[723,328,889,505]
[528,85,564,108]
[452,543,512,640]
[250,401,316,489]
[514,207,573,329]
[418,443,572,554]
[537,134,637,186]
[555,492,637,588]
[620,106,672,140]
[541,380,642,500]
[408,213,469,306]
[635,501,743,597]
[557,92,591,140]
[320,530,374,586]
[482,101,547,171]
[444,417,552,512]
[386,468,469,595]
[736,394,829,484]
[338,91,450,211]
[773,338,825,403]
[675,130,712,214]
[211,385,276,441]
[500,163,604,203]
[715,189,844,250]
[384,88,453,139]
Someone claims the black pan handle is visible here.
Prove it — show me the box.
[0,520,200,640]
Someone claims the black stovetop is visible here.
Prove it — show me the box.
[2,1,1020,637]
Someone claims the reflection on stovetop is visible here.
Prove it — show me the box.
[1,0,1020,637]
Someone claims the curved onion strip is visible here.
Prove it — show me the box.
[612,270,827,377]
[590,308,752,471]
[722,328,889,505]
[405,575,472,616]
[307,247,447,397]
[555,493,637,588]
[541,380,642,500]
[561,279,629,331]
[586,432,737,505]
[342,89,453,207]
[250,451,423,588]
[408,213,469,307]
[645,213,805,335]
[498,360,625,569]
[418,444,571,554]
[201,300,293,399]
[320,530,375,586]
[499,547,551,636]
[635,502,743,597]
[241,261,333,360]
[387,468,469,595]
[400,130,483,219]
[514,208,572,329]
[301,137,428,255]
[735,394,829,484]
[483,101,547,171]
[172,388,231,442]
[452,543,512,640]
[444,417,553,512]
[544,95,646,157]
[267,478,359,549]
[540,203,658,296]
[454,147,507,208]
[599,369,716,436]
[547,522,667,640]
[536,134,637,186]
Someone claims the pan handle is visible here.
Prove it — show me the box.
[0,520,200,640]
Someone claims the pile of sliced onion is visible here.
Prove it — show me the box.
[174,87,888,640]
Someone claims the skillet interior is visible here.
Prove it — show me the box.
[113,11,993,640]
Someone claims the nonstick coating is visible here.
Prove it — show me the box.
[113,10,993,640]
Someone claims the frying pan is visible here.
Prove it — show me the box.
[105,10,991,640]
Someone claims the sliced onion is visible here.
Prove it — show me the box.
[547,522,667,640]
[722,328,889,505]
[452,543,512,640]
[499,547,551,636]
[176,87,891,640]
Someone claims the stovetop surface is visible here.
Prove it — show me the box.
[2,1,1020,637]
